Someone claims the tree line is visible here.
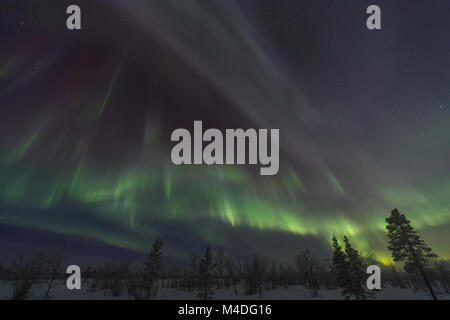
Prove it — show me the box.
[0,209,449,300]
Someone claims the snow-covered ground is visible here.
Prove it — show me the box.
[1,281,449,300]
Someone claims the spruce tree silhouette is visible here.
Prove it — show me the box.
[143,237,164,298]
[332,235,366,299]
[198,246,216,300]
[386,208,438,300]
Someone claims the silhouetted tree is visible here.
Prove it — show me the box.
[215,247,225,289]
[225,257,239,295]
[42,252,64,300]
[332,235,367,299]
[102,257,131,297]
[126,238,163,300]
[143,237,164,298]
[386,265,407,289]
[278,263,289,289]
[295,250,320,297]
[198,246,216,300]
[343,236,367,299]
[332,235,347,289]
[434,260,450,293]
[10,251,46,300]
[268,261,279,290]
[243,254,267,297]
[386,208,438,300]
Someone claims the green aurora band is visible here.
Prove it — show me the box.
[1,121,449,263]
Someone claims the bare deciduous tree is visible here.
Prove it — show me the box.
[42,252,64,300]
[11,251,46,300]
[102,257,131,297]
[243,254,267,297]
[295,250,320,297]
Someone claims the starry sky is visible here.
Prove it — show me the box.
[0,0,449,264]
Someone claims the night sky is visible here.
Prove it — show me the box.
[0,0,449,264]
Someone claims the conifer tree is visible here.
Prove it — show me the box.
[343,236,367,299]
[332,235,347,289]
[386,208,438,300]
[143,237,164,298]
[332,235,367,299]
[198,246,216,300]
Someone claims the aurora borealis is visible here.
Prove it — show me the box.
[0,0,449,263]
